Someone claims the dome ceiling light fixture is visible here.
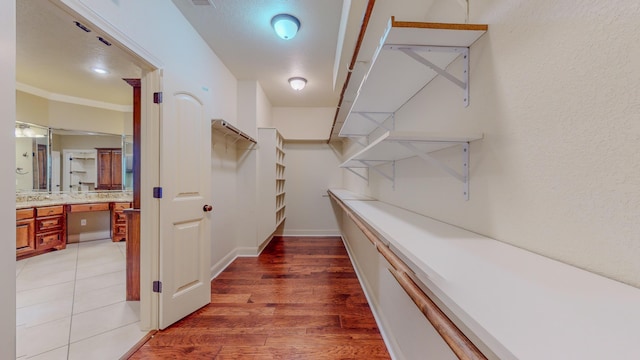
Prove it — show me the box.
[271,14,300,40]
[91,67,109,75]
[288,77,307,91]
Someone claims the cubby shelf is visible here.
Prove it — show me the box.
[337,18,487,137]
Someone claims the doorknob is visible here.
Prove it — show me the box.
[203,205,213,212]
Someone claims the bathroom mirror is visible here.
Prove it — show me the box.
[15,121,49,192]
[15,122,132,193]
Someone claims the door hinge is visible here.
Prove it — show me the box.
[153,281,162,293]
[153,187,163,199]
[153,92,163,104]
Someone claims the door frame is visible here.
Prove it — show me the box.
[52,0,165,330]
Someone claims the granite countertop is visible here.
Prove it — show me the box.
[16,191,133,209]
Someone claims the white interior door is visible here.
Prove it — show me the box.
[159,91,212,329]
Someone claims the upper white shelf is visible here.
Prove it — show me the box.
[211,119,256,144]
[339,18,487,137]
[340,131,482,168]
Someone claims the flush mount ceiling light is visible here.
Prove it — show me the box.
[271,14,300,40]
[288,77,307,91]
[92,67,109,75]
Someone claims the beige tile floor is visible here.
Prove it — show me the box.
[16,239,148,360]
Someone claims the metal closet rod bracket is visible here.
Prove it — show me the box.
[385,44,471,107]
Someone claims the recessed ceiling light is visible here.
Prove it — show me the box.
[92,67,109,75]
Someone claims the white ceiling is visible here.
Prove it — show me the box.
[16,0,144,107]
[16,0,364,111]
[171,0,350,107]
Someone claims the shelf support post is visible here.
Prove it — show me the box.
[462,142,469,200]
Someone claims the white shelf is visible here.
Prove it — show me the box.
[341,131,481,199]
[338,18,487,137]
[211,119,256,145]
[340,131,482,168]
[329,189,640,360]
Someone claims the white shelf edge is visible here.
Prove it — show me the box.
[340,131,482,168]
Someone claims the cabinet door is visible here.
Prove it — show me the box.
[16,218,36,255]
[96,148,123,190]
[96,149,113,190]
[111,149,122,189]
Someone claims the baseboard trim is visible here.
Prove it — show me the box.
[280,229,341,237]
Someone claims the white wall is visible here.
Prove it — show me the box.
[1,1,16,358]
[16,91,130,135]
[342,0,640,288]
[280,141,343,236]
[272,107,335,140]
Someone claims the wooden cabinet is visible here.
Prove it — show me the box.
[110,202,131,242]
[16,208,35,257]
[17,205,66,259]
[96,148,122,190]
[35,205,66,251]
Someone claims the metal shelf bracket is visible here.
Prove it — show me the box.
[361,160,396,190]
[345,167,369,185]
[397,141,470,200]
[386,45,470,107]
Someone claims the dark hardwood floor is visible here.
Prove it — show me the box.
[129,236,390,359]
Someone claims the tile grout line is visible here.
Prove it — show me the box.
[66,243,81,360]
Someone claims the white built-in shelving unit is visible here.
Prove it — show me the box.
[63,149,97,191]
[257,128,286,243]
[337,18,488,200]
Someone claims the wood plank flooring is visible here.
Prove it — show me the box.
[128,236,390,359]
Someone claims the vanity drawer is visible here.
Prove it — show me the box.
[36,215,64,232]
[16,208,34,220]
[111,202,131,211]
[67,203,110,212]
[114,224,127,236]
[36,230,65,250]
[115,212,127,222]
[36,205,64,217]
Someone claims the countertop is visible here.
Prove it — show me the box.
[16,191,133,209]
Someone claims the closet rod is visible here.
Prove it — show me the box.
[328,191,486,360]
